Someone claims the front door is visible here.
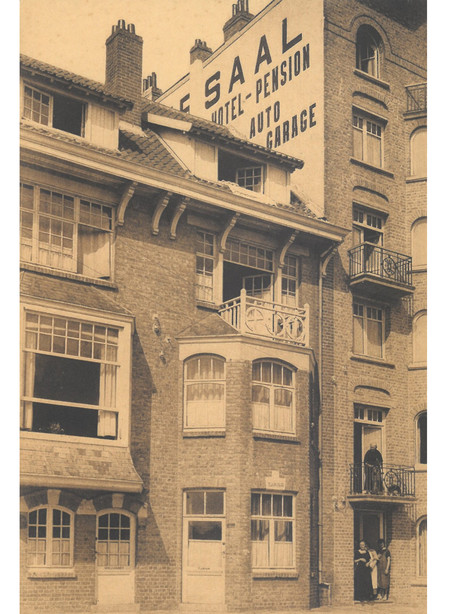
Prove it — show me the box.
[96,511,135,606]
[355,511,385,550]
[182,490,225,604]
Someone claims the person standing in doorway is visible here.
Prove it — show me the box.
[354,540,372,602]
[364,443,383,493]
[376,539,391,600]
[368,543,379,600]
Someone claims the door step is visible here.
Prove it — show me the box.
[91,604,140,613]
[179,605,226,612]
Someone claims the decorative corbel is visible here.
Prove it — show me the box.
[170,197,190,240]
[218,212,240,253]
[277,230,299,268]
[151,191,172,236]
[116,181,137,227]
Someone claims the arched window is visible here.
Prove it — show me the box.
[28,506,73,567]
[356,26,382,78]
[413,311,427,364]
[416,412,427,465]
[417,517,427,577]
[184,355,225,429]
[411,218,427,268]
[252,361,295,434]
[97,511,135,568]
[410,127,427,177]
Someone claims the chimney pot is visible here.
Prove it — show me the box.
[223,0,253,42]
[190,39,213,64]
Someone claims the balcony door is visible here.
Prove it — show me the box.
[243,274,274,301]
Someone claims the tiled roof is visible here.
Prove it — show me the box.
[119,129,188,176]
[20,271,133,317]
[20,54,133,108]
[21,438,143,492]
[143,100,304,171]
[177,313,239,338]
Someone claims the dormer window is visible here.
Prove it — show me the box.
[236,166,263,192]
[23,84,86,137]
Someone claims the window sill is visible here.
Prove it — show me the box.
[353,69,390,90]
[407,363,427,371]
[20,430,127,447]
[350,354,395,368]
[195,300,219,311]
[253,431,300,444]
[252,570,298,579]
[406,176,427,183]
[412,266,427,273]
[183,430,226,438]
[20,262,117,289]
[349,158,394,178]
[410,578,427,587]
[27,568,77,579]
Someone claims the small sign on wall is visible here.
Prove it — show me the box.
[265,470,286,490]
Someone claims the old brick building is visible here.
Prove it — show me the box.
[19,0,426,612]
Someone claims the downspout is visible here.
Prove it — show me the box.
[317,240,342,595]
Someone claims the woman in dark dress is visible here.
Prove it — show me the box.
[354,540,372,601]
[376,539,391,600]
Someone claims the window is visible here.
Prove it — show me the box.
[20,183,113,278]
[21,311,120,439]
[417,517,427,577]
[353,302,385,358]
[236,166,263,192]
[352,206,384,246]
[353,114,384,167]
[185,490,224,516]
[356,26,382,78]
[23,84,85,136]
[411,218,427,268]
[97,512,134,568]
[28,507,73,567]
[184,355,225,429]
[252,361,295,434]
[410,127,427,177]
[417,412,427,465]
[281,255,299,307]
[413,311,427,364]
[195,231,215,302]
[251,492,294,569]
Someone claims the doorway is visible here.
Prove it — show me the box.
[182,490,225,605]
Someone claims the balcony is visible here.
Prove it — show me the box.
[219,289,309,347]
[349,463,416,504]
[348,243,414,299]
[406,83,427,114]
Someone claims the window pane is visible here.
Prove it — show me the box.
[273,495,283,517]
[33,354,100,405]
[251,493,260,516]
[353,313,364,354]
[366,319,382,358]
[262,494,271,516]
[188,521,222,540]
[206,491,224,515]
[186,491,204,515]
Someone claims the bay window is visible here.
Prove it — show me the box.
[353,302,385,359]
[252,361,295,434]
[20,183,113,278]
[184,355,225,429]
[21,311,120,439]
[28,507,73,568]
[251,492,294,569]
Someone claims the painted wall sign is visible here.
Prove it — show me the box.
[265,470,286,490]
[161,0,325,214]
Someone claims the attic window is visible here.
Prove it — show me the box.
[218,150,265,193]
[23,85,85,137]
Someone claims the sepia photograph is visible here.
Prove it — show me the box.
[18,1,428,612]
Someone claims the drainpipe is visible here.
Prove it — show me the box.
[317,240,342,594]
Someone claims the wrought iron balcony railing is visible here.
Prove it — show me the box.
[406,83,427,113]
[349,463,415,498]
[348,243,413,287]
[219,289,309,347]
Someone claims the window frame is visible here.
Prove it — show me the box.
[96,510,136,569]
[183,354,226,431]
[411,217,427,270]
[27,506,74,569]
[236,165,264,193]
[353,302,385,359]
[250,491,295,571]
[416,516,427,578]
[410,127,427,178]
[412,310,427,366]
[20,181,114,279]
[20,303,132,445]
[22,82,86,137]
[195,231,215,303]
[356,26,382,79]
[416,411,427,467]
[352,112,385,168]
[251,361,296,435]
[352,205,385,247]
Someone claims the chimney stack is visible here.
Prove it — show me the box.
[143,73,162,101]
[223,0,254,42]
[190,39,213,64]
[105,20,143,125]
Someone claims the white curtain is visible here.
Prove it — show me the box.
[21,352,35,429]
[97,364,117,437]
[79,228,110,278]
